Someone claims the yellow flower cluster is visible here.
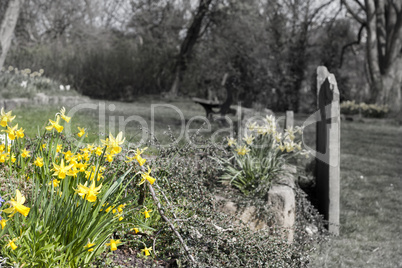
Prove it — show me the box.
[0,107,155,257]
[1,65,43,78]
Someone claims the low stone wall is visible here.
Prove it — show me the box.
[0,93,91,110]
[214,166,296,243]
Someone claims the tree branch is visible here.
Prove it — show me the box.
[339,22,366,68]
[341,0,366,24]
[147,182,196,263]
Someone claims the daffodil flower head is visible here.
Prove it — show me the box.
[242,133,254,145]
[0,218,7,229]
[77,127,85,137]
[2,190,30,217]
[2,124,18,140]
[59,107,71,123]
[235,145,250,156]
[74,180,102,202]
[141,246,152,256]
[101,132,125,154]
[138,166,156,185]
[52,159,75,179]
[7,238,18,250]
[106,239,121,251]
[84,242,95,252]
[21,148,30,158]
[0,108,16,127]
[226,137,236,147]
[45,115,63,133]
[142,209,152,219]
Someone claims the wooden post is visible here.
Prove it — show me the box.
[315,66,340,235]
[285,111,294,130]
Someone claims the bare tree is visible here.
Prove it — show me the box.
[342,0,402,111]
[168,0,213,97]
[0,0,24,70]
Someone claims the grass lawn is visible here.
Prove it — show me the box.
[6,98,402,267]
[308,119,402,267]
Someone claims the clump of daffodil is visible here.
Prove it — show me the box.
[106,239,122,251]
[2,190,31,217]
[0,108,16,127]
[138,166,156,185]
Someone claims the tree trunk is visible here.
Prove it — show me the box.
[167,0,212,97]
[0,0,23,70]
[381,56,402,111]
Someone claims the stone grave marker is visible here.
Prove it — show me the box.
[315,66,340,235]
[285,110,294,130]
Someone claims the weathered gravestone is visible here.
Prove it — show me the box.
[316,66,340,235]
[285,110,294,130]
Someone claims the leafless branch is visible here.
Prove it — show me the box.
[339,22,366,68]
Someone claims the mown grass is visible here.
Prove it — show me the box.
[309,119,402,267]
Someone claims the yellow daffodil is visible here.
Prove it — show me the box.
[21,148,30,158]
[0,152,8,163]
[84,242,95,252]
[247,122,258,132]
[48,179,60,188]
[131,227,139,233]
[45,116,63,133]
[56,144,63,153]
[52,159,75,179]
[138,166,156,185]
[101,132,125,154]
[106,239,121,251]
[142,209,152,219]
[275,132,282,143]
[296,142,302,151]
[2,190,31,217]
[0,219,7,229]
[6,238,17,250]
[10,153,16,163]
[141,246,152,256]
[277,143,285,152]
[2,124,18,140]
[59,107,71,123]
[104,152,115,162]
[285,127,295,141]
[118,216,123,221]
[0,108,16,127]
[77,127,85,137]
[242,133,254,145]
[74,180,102,202]
[226,137,236,147]
[42,143,47,149]
[34,157,44,167]
[284,141,295,152]
[16,127,24,139]
[235,145,250,156]
[117,204,126,213]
